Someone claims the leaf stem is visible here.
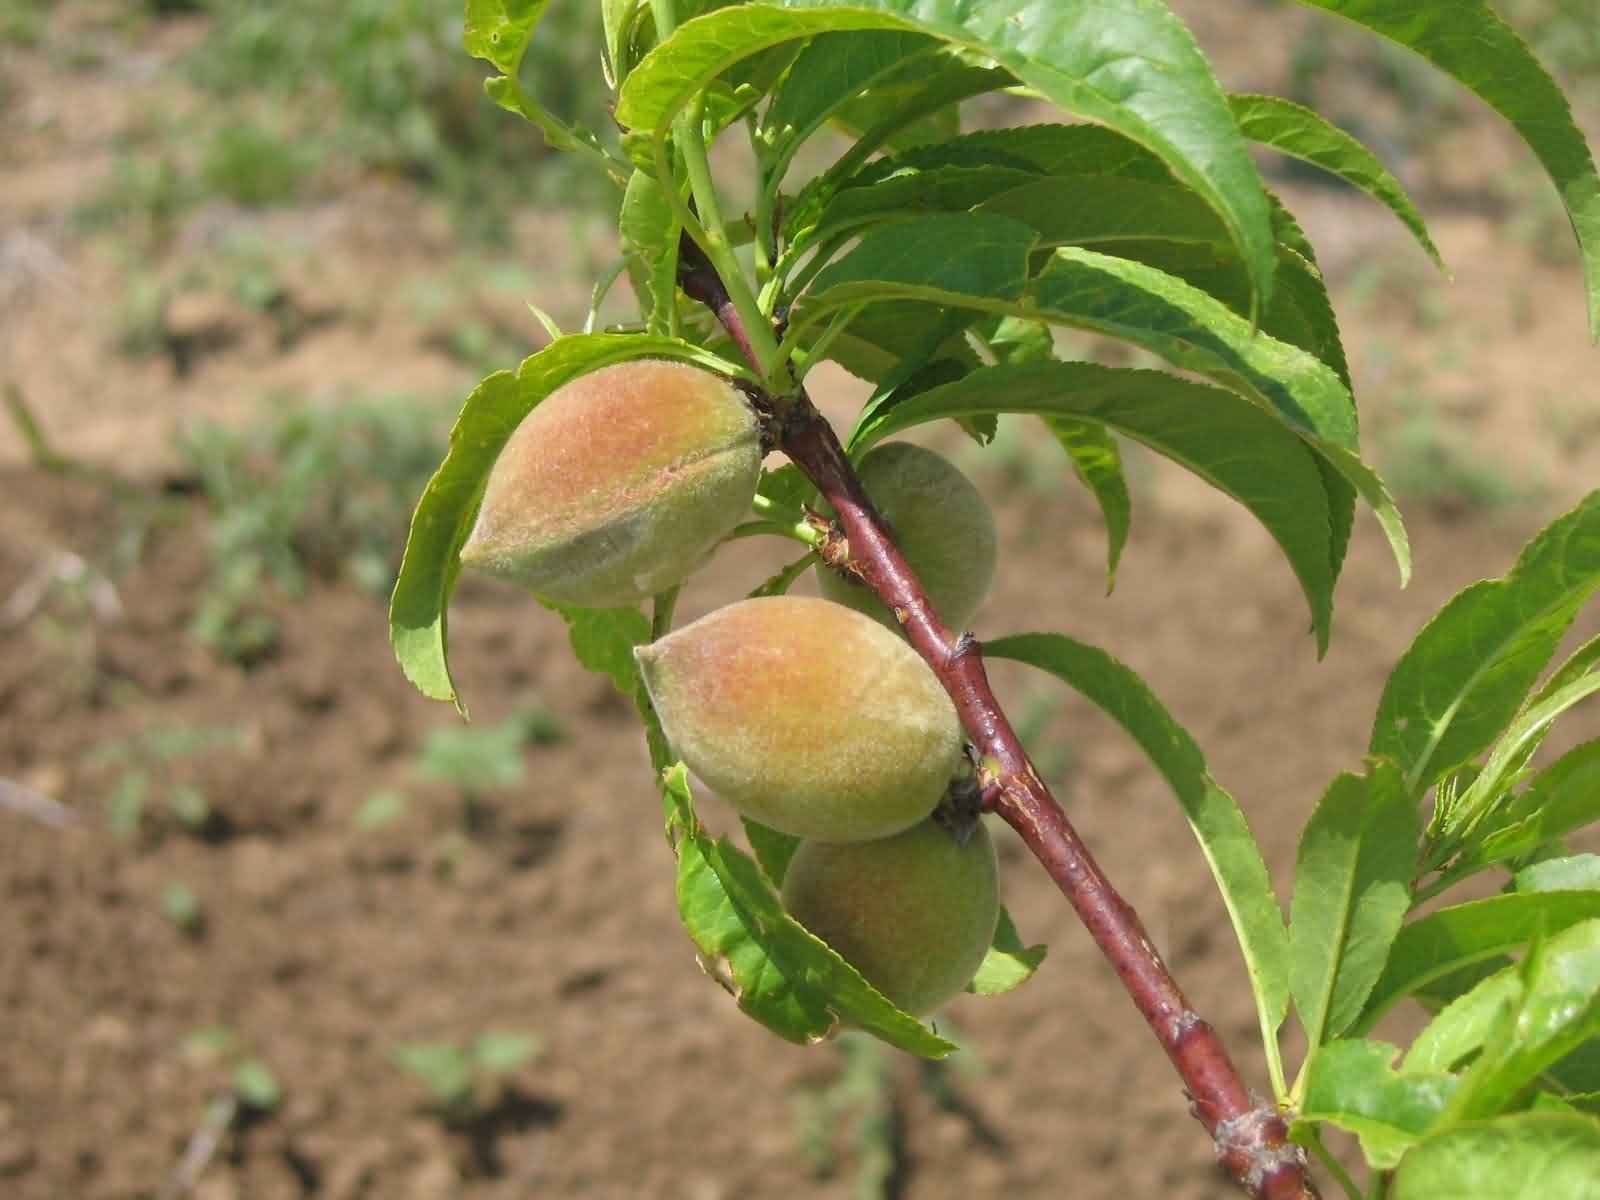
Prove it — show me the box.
[1300,1126,1363,1200]
[678,236,1319,1200]
[648,0,777,376]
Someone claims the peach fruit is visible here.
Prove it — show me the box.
[460,359,761,607]
[635,596,964,842]
[782,817,1000,1016]
[817,442,997,632]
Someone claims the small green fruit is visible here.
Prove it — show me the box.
[635,596,963,842]
[817,442,997,631]
[460,359,761,607]
[782,818,999,1016]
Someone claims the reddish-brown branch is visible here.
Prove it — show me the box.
[678,237,1317,1200]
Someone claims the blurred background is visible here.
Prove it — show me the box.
[2,2,1597,1197]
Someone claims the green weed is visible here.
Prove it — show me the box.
[792,1034,903,1200]
[0,0,51,47]
[418,705,564,834]
[160,880,206,935]
[353,788,410,832]
[1376,392,1533,513]
[177,394,446,663]
[391,1032,541,1123]
[76,153,197,246]
[184,1026,282,1112]
[92,722,245,839]
[183,0,613,229]
[199,117,317,207]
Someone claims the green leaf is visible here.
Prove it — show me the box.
[472,1031,540,1074]
[1442,674,1600,852]
[807,212,1038,306]
[1518,855,1600,895]
[1357,892,1600,1033]
[785,162,1041,269]
[391,1043,473,1107]
[1466,740,1600,871]
[1031,247,1355,448]
[1370,491,1600,795]
[966,907,1046,997]
[1445,919,1600,1121]
[980,174,1236,253]
[854,360,1337,656]
[985,633,1289,1042]
[1405,968,1523,1076]
[1227,93,1442,269]
[1290,762,1420,1046]
[620,172,680,337]
[388,334,743,713]
[957,123,1173,179]
[801,236,1408,601]
[760,29,939,184]
[663,766,956,1057]
[823,60,966,153]
[616,0,1278,311]
[1300,1039,1458,1169]
[973,178,1355,390]
[463,0,550,75]
[1293,0,1600,340]
[539,601,653,698]
[483,76,622,176]
[1393,1112,1600,1199]
[353,789,408,832]
[232,1059,282,1111]
[603,0,634,85]
[1047,417,1130,591]
[755,462,818,512]
[742,816,800,886]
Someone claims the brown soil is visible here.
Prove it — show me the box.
[3,7,1598,1200]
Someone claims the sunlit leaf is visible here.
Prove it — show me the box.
[463,0,550,75]
[1464,739,1600,872]
[966,907,1047,997]
[620,172,680,336]
[1393,1112,1600,1199]
[1444,919,1600,1121]
[1301,1038,1457,1169]
[1290,762,1419,1046]
[617,0,1278,310]
[1228,93,1442,268]
[1370,491,1600,795]
[1357,892,1600,1033]
[855,360,1336,653]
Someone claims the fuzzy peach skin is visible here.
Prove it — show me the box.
[817,442,997,633]
[459,360,761,607]
[782,817,1000,1016]
[635,596,964,842]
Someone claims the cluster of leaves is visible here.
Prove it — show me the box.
[388,1,1600,1193]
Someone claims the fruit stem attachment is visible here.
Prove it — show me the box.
[676,236,1318,1200]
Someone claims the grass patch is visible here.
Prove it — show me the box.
[178,393,448,663]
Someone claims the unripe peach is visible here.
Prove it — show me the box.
[817,442,997,632]
[782,818,1000,1016]
[634,596,963,842]
[459,359,761,607]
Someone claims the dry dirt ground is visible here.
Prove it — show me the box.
[3,5,1599,1199]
